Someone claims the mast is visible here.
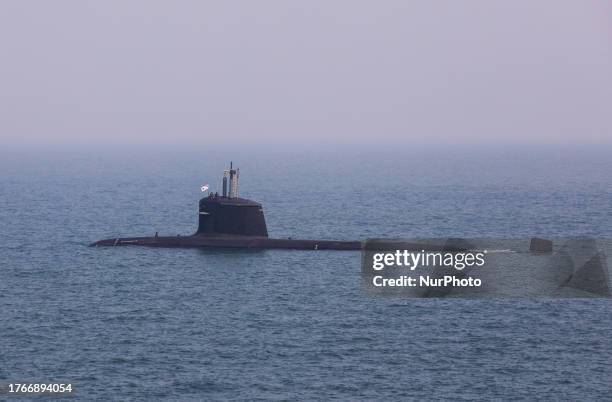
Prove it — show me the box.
[228,161,239,198]
[222,170,228,197]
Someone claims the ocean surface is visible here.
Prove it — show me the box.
[1,146,611,400]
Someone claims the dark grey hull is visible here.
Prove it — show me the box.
[90,234,362,250]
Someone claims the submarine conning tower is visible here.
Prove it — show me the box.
[197,162,268,237]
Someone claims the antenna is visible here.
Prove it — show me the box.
[235,168,240,197]
[228,161,238,198]
[222,170,229,197]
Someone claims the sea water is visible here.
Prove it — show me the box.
[1,146,611,400]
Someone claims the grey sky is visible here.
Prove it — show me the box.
[1,1,611,148]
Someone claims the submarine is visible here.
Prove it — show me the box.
[91,163,362,250]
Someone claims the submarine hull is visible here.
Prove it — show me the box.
[90,235,362,250]
[92,164,362,251]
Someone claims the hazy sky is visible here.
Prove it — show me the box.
[1,1,611,149]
